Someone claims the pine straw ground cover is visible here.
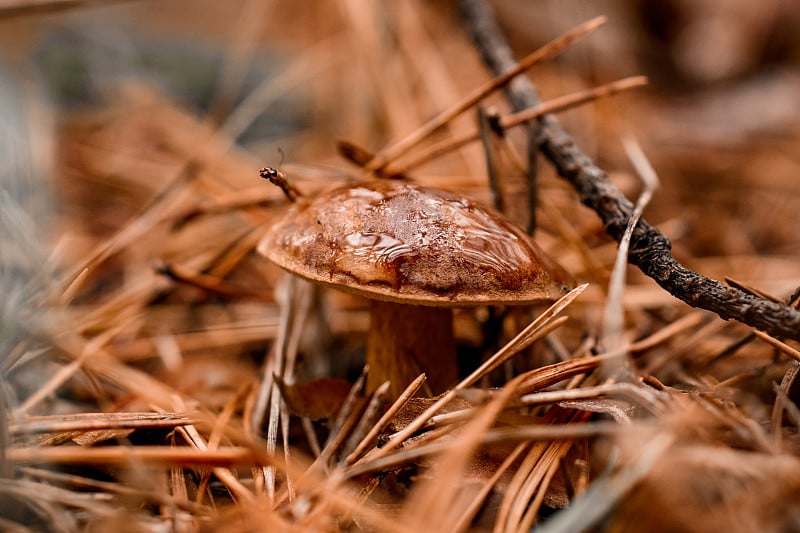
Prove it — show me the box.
[3,1,800,532]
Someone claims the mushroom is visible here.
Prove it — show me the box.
[257,180,572,397]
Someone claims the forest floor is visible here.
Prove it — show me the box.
[3,1,800,531]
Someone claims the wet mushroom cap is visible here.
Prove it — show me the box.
[257,180,573,306]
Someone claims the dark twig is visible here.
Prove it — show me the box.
[459,0,546,233]
[460,0,800,342]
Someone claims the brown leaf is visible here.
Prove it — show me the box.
[276,376,352,420]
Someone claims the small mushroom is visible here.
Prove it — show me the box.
[258,180,573,397]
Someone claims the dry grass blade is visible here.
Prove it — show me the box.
[343,373,426,465]
[0,0,139,18]
[157,261,273,300]
[452,442,528,533]
[314,369,368,469]
[517,437,579,532]
[339,380,391,462]
[255,276,312,501]
[175,424,258,503]
[345,420,622,479]
[518,382,665,413]
[47,332,187,410]
[494,408,564,533]
[772,362,800,446]
[535,433,675,533]
[111,320,280,363]
[21,466,210,514]
[601,134,659,372]
[60,161,198,304]
[423,355,612,429]
[7,445,265,467]
[753,330,800,363]
[348,284,586,472]
[464,284,588,388]
[9,412,193,435]
[391,76,647,175]
[502,76,648,129]
[405,381,519,532]
[364,16,606,171]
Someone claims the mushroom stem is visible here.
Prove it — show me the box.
[366,300,458,398]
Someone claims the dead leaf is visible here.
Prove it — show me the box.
[275,376,352,419]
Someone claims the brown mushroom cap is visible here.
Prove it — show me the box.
[258,180,573,306]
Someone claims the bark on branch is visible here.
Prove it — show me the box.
[460,0,800,342]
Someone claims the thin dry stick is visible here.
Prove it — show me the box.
[364,16,606,172]
[773,381,800,431]
[479,102,538,232]
[479,106,514,214]
[390,76,646,175]
[461,0,800,342]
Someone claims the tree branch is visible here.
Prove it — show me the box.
[460,0,800,342]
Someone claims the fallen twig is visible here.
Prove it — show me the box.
[460,0,800,341]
